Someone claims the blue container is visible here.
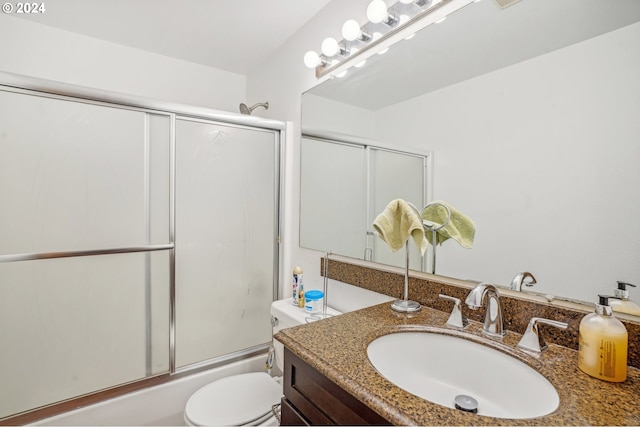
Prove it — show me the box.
[304,290,324,313]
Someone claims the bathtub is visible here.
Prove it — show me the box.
[31,354,267,426]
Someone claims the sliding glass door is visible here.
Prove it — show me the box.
[0,83,281,420]
[175,118,278,368]
[0,89,172,417]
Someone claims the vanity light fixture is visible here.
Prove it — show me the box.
[321,37,349,57]
[303,50,327,69]
[304,0,478,79]
[367,0,399,26]
[342,19,372,42]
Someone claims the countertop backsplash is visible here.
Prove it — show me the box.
[321,258,640,369]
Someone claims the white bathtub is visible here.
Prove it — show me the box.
[31,354,267,426]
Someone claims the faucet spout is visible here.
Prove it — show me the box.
[510,271,537,291]
[465,283,506,339]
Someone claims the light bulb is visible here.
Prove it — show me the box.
[342,19,362,41]
[367,0,389,24]
[303,51,321,68]
[321,37,340,57]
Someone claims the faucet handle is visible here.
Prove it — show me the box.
[438,294,469,329]
[517,317,568,354]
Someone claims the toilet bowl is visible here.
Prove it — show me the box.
[183,298,341,426]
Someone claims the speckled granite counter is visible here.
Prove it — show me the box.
[275,303,640,426]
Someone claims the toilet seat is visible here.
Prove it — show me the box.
[184,372,282,426]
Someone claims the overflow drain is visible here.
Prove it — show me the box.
[454,394,478,414]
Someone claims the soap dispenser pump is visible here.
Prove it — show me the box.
[578,295,628,382]
[610,281,640,315]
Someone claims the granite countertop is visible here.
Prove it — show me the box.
[275,303,640,426]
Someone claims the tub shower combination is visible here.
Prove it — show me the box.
[0,72,283,423]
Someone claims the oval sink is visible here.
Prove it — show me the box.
[367,331,559,419]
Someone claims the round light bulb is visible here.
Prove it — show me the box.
[367,0,389,24]
[303,51,321,68]
[321,37,340,57]
[342,19,362,41]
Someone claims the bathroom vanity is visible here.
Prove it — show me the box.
[275,303,640,426]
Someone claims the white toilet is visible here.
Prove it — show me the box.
[183,298,340,426]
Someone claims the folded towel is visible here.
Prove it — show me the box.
[422,200,475,248]
[373,199,428,256]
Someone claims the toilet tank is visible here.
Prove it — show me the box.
[270,298,341,373]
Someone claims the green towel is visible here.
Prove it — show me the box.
[422,200,475,248]
[373,199,428,256]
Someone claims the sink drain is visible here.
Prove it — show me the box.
[454,394,478,414]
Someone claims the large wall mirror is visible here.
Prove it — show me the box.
[301,0,640,316]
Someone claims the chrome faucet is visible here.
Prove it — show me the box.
[510,271,537,291]
[465,283,506,338]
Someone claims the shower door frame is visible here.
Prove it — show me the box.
[0,71,284,425]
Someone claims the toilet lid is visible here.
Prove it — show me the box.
[185,372,282,426]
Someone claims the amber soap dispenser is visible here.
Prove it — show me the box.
[578,295,628,382]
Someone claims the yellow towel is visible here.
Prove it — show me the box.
[422,200,475,248]
[373,199,428,256]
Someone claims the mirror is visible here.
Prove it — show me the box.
[301,0,640,313]
[300,134,431,271]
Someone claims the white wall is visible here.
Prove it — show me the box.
[247,0,372,294]
[0,15,245,111]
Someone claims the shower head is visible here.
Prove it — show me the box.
[239,102,269,115]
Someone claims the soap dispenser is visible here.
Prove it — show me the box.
[610,281,640,316]
[578,295,628,382]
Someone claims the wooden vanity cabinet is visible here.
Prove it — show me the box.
[281,347,390,426]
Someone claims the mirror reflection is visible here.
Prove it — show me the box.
[300,0,640,314]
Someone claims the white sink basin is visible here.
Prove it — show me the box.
[367,331,559,419]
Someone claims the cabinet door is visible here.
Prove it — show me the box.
[283,348,390,425]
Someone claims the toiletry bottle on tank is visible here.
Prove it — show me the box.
[292,266,303,305]
[578,295,628,382]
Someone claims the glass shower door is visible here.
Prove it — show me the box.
[174,118,278,368]
[0,89,171,418]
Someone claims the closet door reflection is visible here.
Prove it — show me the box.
[175,118,278,368]
[299,136,429,270]
[300,137,367,258]
[369,148,426,270]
